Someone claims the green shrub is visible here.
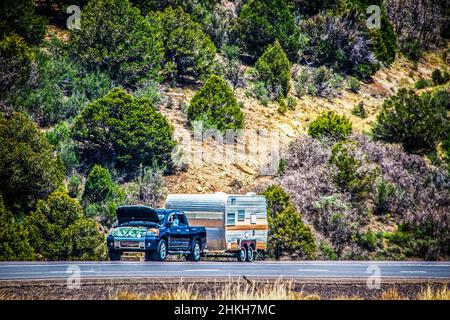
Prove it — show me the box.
[0,112,64,212]
[352,102,366,118]
[222,45,245,90]
[132,0,218,25]
[253,81,270,106]
[308,111,352,140]
[83,165,125,227]
[295,66,344,98]
[83,165,119,204]
[430,89,450,111]
[415,78,432,89]
[147,6,217,83]
[0,194,35,261]
[0,0,47,45]
[10,40,112,126]
[347,77,361,93]
[278,98,288,114]
[0,35,34,95]
[372,89,447,155]
[374,178,401,215]
[286,96,297,110]
[132,80,161,104]
[26,190,106,261]
[72,88,175,173]
[329,141,376,200]
[45,121,79,174]
[431,69,450,86]
[400,39,422,62]
[255,40,291,99]
[319,241,337,260]
[70,0,164,85]
[369,14,398,65]
[238,0,301,60]
[336,0,397,65]
[356,228,381,251]
[292,0,338,17]
[388,222,450,260]
[443,130,450,166]
[186,75,244,132]
[67,174,83,199]
[263,185,316,260]
[277,158,288,175]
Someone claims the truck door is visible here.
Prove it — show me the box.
[167,212,181,250]
[177,213,191,251]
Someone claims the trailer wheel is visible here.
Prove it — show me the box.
[246,246,254,262]
[237,247,247,262]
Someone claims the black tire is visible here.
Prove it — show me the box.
[108,249,121,261]
[187,240,201,262]
[144,251,154,261]
[246,246,254,262]
[237,247,247,262]
[153,239,167,261]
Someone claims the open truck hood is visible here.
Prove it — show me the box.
[116,205,160,225]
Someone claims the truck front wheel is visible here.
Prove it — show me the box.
[237,247,247,262]
[153,240,167,261]
[108,249,122,261]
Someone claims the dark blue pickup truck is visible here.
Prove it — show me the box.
[107,205,207,262]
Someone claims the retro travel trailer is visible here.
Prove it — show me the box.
[165,192,268,262]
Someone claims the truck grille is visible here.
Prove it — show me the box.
[115,240,144,249]
[120,241,139,247]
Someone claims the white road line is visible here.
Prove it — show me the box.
[298,269,330,272]
[183,269,220,272]
[0,270,97,275]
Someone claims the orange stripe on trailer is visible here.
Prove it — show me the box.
[226,225,268,231]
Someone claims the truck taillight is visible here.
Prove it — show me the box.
[147,228,159,236]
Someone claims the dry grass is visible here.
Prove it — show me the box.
[111,281,450,301]
[2,280,449,300]
[111,279,320,300]
[111,281,199,300]
[417,284,450,300]
[377,284,450,300]
[380,288,405,300]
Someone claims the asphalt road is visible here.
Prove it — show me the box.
[0,261,449,280]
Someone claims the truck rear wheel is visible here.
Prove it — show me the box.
[187,240,201,262]
[246,246,254,262]
[153,240,167,261]
[108,249,122,261]
[237,247,247,262]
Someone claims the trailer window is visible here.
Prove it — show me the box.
[238,210,245,221]
[227,212,236,226]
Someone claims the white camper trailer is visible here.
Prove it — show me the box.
[165,192,268,262]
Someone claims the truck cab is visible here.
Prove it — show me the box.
[107,205,207,262]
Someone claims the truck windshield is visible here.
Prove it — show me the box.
[157,213,166,225]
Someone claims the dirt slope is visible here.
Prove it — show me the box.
[160,52,447,195]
